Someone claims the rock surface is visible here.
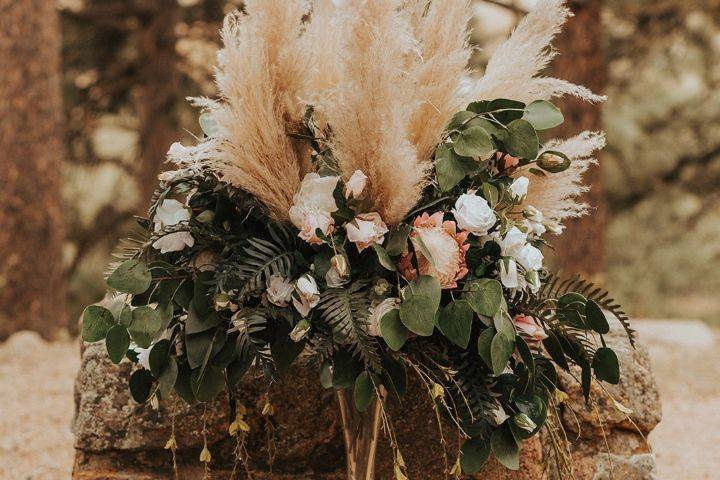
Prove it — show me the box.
[72,319,661,479]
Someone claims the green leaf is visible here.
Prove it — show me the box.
[512,395,547,439]
[399,296,436,337]
[372,243,396,271]
[175,362,196,403]
[332,349,363,389]
[593,347,620,384]
[119,304,133,328]
[453,126,495,158]
[481,183,499,207]
[446,110,478,130]
[542,331,569,371]
[105,324,130,364]
[436,301,473,349]
[460,437,491,474]
[491,424,520,470]
[523,100,564,130]
[185,329,222,370]
[380,309,409,351]
[490,332,515,376]
[128,306,163,348]
[558,292,587,309]
[191,365,226,402]
[157,357,178,399]
[385,224,412,256]
[505,119,539,160]
[408,275,442,307]
[477,327,495,369]
[129,369,155,403]
[462,279,503,317]
[149,339,171,377]
[186,304,224,334]
[354,371,375,412]
[107,260,152,294]
[435,146,478,192]
[585,300,610,334]
[537,150,571,173]
[493,310,515,340]
[82,305,116,343]
[485,99,526,124]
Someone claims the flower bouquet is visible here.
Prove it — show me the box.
[81,1,634,478]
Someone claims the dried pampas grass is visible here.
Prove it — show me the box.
[168,0,604,228]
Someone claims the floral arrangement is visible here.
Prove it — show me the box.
[81,0,634,478]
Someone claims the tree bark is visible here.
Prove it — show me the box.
[549,0,607,279]
[0,0,67,338]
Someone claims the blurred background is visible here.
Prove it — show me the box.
[0,0,718,478]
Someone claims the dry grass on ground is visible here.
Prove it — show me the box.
[0,321,717,479]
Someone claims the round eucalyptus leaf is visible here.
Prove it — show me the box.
[354,371,375,412]
[522,100,564,130]
[462,279,503,317]
[107,260,152,294]
[191,365,226,402]
[129,306,163,349]
[505,119,539,160]
[453,126,495,158]
[436,300,473,349]
[149,339,172,377]
[491,425,520,470]
[490,332,515,376]
[460,437,491,474]
[585,300,610,334]
[477,327,496,369]
[158,357,178,399]
[82,305,116,343]
[593,347,620,384]
[129,369,155,403]
[372,243,396,271]
[399,295,436,337]
[105,324,130,364]
[380,309,409,351]
[537,150,571,173]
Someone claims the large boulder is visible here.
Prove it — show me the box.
[72,319,661,479]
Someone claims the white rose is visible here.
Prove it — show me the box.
[293,274,320,317]
[515,244,544,271]
[345,170,368,198]
[154,199,190,229]
[491,404,509,425]
[289,173,340,244]
[325,254,350,288]
[345,212,389,252]
[523,206,546,236]
[497,226,527,257]
[266,274,294,307]
[509,176,529,198]
[452,192,496,235]
[367,297,400,337]
[499,258,519,289]
[152,231,195,253]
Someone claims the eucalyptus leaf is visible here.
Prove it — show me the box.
[399,295,436,337]
[332,349,363,389]
[491,332,515,376]
[107,260,152,294]
[453,126,495,158]
[435,150,477,192]
[354,371,375,412]
[585,300,610,334]
[477,327,495,369]
[436,301,473,349]
[129,306,163,349]
[149,339,171,377]
[385,224,412,256]
[191,365,226,402]
[82,305,116,343]
[491,425,520,470]
[105,324,130,364]
[523,100,564,130]
[462,279,503,317]
[380,309,409,351]
[505,119,539,160]
[381,355,407,398]
[537,150,571,173]
[460,437,491,474]
[157,357,178,399]
[129,369,155,403]
[372,243,396,271]
[593,347,620,384]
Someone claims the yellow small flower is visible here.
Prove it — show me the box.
[199,446,212,463]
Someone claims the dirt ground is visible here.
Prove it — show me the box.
[0,320,717,479]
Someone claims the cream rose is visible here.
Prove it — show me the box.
[152,199,194,253]
[452,192,496,235]
[293,274,321,317]
[345,170,368,198]
[345,212,389,252]
[509,176,529,198]
[513,314,548,342]
[266,274,294,307]
[289,173,340,244]
[367,297,400,337]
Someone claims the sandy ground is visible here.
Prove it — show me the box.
[0,321,718,479]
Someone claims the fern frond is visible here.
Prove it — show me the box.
[316,281,381,369]
[449,351,495,434]
[234,307,275,374]
[236,225,295,295]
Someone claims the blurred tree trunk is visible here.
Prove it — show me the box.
[0,0,67,338]
[550,0,607,279]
